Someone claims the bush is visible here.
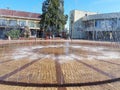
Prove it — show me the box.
[6,30,20,39]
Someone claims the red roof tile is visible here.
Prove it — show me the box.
[0,9,41,19]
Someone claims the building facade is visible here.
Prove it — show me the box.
[69,10,96,39]
[69,10,120,41]
[0,9,41,39]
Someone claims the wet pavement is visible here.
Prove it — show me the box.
[0,40,120,90]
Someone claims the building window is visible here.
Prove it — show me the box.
[28,21,35,27]
[84,20,94,28]
[19,20,26,27]
[9,20,17,26]
[0,19,8,26]
[95,20,101,28]
[36,22,40,28]
[0,29,5,39]
[31,29,36,36]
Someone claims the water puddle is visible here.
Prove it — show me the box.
[7,42,120,62]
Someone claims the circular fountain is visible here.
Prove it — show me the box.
[0,40,120,87]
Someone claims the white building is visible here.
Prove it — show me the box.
[82,13,120,41]
[69,10,96,39]
[69,10,120,41]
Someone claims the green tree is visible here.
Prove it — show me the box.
[6,30,20,39]
[40,0,68,38]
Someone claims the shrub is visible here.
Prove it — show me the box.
[6,30,20,39]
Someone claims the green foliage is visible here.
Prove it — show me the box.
[6,30,20,39]
[40,0,68,37]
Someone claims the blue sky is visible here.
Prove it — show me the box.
[0,0,120,15]
[0,0,120,28]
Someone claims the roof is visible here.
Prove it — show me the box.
[0,9,41,19]
[82,12,120,21]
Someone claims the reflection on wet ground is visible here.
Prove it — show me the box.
[0,41,120,90]
[1,42,119,61]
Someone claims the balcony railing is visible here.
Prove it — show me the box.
[85,27,119,31]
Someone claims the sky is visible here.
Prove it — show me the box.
[0,0,120,14]
[0,0,120,28]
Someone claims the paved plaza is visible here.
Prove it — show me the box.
[0,40,120,90]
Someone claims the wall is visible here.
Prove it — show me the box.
[69,10,96,39]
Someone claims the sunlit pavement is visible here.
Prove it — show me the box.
[0,40,120,90]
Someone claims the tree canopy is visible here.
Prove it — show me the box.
[40,0,68,37]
